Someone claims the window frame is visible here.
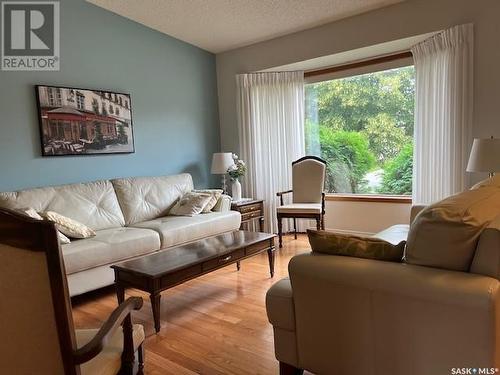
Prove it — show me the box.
[304,51,414,203]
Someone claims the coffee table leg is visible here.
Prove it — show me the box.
[115,271,125,304]
[150,292,161,333]
[267,247,275,278]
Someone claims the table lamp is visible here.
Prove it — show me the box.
[466,137,500,178]
[211,152,234,193]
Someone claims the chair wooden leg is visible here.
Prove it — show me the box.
[137,343,145,375]
[321,214,325,230]
[316,217,321,230]
[279,361,304,375]
[293,218,297,239]
[278,215,283,248]
[121,315,135,375]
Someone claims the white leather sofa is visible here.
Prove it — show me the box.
[0,173,241,296]
[267,205,500,375]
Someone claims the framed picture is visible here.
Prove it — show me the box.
[35,85,135,156]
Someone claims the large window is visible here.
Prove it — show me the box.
[305,65,415,196]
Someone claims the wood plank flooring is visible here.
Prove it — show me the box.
[72,234,311,375]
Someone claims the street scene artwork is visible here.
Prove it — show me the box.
[36,85,135,156]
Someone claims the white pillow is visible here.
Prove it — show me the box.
[42,211,96,239]
[192,189,223,212]
[169,192,213,217]
[16,208,71,244]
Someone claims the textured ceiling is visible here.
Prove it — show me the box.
[87,0,403,53]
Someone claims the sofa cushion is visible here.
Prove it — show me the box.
[131,211,241,248]
[62,227,161,274]
[0,180,125,231]
[112,174,194,225]
[406,181,500,271]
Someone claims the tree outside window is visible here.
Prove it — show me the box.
[305,65,415,195]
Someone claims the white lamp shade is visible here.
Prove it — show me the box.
[466,138,500,172]
[211,152,234,174]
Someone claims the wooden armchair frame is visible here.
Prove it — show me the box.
[276,156,326,248]
[0,208,145,375]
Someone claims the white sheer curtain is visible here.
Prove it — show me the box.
[236,71,305,233]
[411,24,474,204]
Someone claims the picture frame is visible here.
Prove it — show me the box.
[35,85,135,156]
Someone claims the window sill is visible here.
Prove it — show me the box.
[325,194,412,204]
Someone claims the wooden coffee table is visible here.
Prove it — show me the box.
[111,230,276,333]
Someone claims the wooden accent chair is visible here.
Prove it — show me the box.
[276,156,327,248]
[0,208,145,375]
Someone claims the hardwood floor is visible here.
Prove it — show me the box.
[72,234,311,375]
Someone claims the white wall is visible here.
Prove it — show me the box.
[216,0,500,178]
[215,0,499,233]
[324,201,411,234]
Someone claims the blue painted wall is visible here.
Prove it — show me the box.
[0,0,219,191]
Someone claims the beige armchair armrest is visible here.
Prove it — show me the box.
[410,204,427,224]
[266,278,295,331]
[266,278,299,368]
[213,194,232,212]
[286,253,500,373]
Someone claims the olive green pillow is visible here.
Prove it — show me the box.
[307,229,405,262]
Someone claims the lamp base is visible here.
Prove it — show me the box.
[221,175,228,194]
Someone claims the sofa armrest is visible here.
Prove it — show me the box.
[289,253,499,307]
[212,194,232,212]
[287,253,500,373]
[266,277,295,331]
[266,277,300,368]
[410,204,426,224]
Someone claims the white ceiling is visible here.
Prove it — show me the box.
[87,0,403,53]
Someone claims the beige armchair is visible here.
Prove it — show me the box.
[0,208,145,375]
[276,156,327,248]
[266,205,500,375]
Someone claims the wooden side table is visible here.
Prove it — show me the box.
[231,199,265,232]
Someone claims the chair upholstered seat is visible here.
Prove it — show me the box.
[77,324,145,375]
[276,203,322,214]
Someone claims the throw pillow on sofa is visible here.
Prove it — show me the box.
[192,189,223,212]
[41,211,96,239]
[307,229,405,262]
[406,178,500,272]
[169,192,213,217]
[16,208,71,244]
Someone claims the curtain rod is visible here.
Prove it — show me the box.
[304,51,413,78]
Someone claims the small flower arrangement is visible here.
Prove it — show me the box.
[227,154,246,181]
